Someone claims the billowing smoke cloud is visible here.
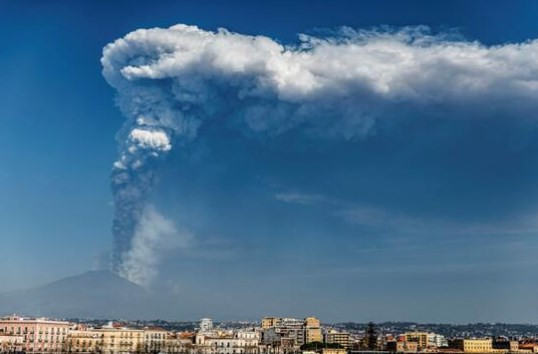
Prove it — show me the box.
[119,204,192,286]
[101,24,538,285]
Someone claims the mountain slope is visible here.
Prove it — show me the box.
[0,270,155,319]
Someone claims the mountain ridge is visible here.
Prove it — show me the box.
[0,270,157,319]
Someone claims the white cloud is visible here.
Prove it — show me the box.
[103,24,538,143]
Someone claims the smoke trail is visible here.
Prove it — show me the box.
[102,24,538,285]
[109,128,171,278]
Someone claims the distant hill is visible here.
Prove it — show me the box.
[0,270,158,319]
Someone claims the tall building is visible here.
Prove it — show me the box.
[200,318,214,333]
[0,315,70,353]
[304,318,320,328]
[304,317,322,344]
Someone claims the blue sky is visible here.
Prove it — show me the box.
[3,0,538,322]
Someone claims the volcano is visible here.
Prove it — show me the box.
[0,270,156,319]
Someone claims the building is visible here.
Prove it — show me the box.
[386,340,419,353]
[67,325,185,353]
[237,330,260,349]
[194,331,260,354]
[449,339,493,353]
[261,317,322,348]
[404,332,429,350]
[261,318,282,330]
[0,333,24,353]
[0,315,70,353]
[303,318,320,329]
[321,348,347,354]
[95,325,144,354]
[66,329,102,353]
[304,318,322,344]
[143,326,168,353]
[492,340,519,352]
[519,343,538,353]
[200,319,214,333]
[324,329,350,349]
[164,332,189,353]
[261,318,303,347]
[428,333,448,348]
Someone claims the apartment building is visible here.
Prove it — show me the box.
[324,329,351,349]
[143,326,168,353]
[66,328,102,353]
[304,317,322,344]
[0,315,70,353]
[95,326,144,354]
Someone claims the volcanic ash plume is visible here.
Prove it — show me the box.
[101,24,538,285]
[109,128,174,285]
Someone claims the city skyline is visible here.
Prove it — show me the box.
[2,0,538,323]
[2,313,538,354]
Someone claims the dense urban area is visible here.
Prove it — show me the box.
[2,315,538,354]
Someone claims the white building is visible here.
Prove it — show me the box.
[200,319,214,333]
[194,330,260,354]
[428,332,448,348]
[237,330,260,348]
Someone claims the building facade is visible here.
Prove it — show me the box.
[96,327,144,354]
[0,315,70,353]
[0,333,24,353]
[194,331,260,354]
[260,317,322,350]
[304,318,322,344]
[404,332,429,350]
[143,327,168,353]
[200,319,214,333]
[386,340,419,353]
[324,329,351,349]
[449,338,493,353]
[66,329,102,353]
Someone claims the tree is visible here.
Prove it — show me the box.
[365,322,378,351]
[300,342,342,351]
